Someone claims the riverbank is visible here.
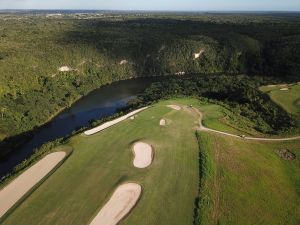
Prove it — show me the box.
[0,77,162,180]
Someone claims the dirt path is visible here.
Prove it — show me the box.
[84,107,148,135]
[192,107,300,142]
[0,152,66,218]
[89,183,142,225]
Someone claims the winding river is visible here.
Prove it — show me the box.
[0,77,159,179]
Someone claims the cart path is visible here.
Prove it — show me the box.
[192,107,300,142]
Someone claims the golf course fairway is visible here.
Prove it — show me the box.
[1,98,299,225]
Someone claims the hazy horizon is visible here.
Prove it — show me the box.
[0,0,300,11]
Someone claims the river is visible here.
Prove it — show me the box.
[0,77,159,179]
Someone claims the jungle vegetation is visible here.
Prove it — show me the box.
[0,12,300,158]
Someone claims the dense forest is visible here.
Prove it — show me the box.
[124,75,297,134]
[0,12,300,157]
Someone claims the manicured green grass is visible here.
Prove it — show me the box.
[173,98,262,136]
[197,131,300,225]
[2,97,299,225]
[260,83,300,115]
[2,99,199,225]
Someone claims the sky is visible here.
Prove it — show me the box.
[0,0,300,11]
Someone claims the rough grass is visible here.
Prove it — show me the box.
[197,131,300,225]
[173,98,262,136]
[1,100,199,225]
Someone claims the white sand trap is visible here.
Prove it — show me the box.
[84,107,148,135]
[160,119,166,126]
[58,66,72,72]
[89,183,142,225]
[158,45,166,53]
[193,50,205,59]
[280,88,289,91]
[133,142,153,168]
[119,60,128,65]
[167,105,181,111]
[0,152,66,218]
[175,71,186,75]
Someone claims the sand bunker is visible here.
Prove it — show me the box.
[133,142,153,168]
[193,50,205,59]
[158,45,166,53]
[160,119,166,126]
[175,71,186,76]
[58,66,72,72]
[0,152,66,218]
[280,88,289,91]
[167,105,181,111]
[119,60,128,65]
[89,183,142,225]
[84,107,148,135]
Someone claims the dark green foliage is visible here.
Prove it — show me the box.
[128,75,296,134]
[0,13,300,139]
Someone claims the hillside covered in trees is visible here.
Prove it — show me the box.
[0,12,300,153]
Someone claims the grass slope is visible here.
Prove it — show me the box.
[197,132,300,225]
[2,100,199,225]
[260,83,300,115]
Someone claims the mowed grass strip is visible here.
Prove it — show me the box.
[2,101,199,225]
[197,131,300,225]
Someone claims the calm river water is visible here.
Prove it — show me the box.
[0,77,159,179]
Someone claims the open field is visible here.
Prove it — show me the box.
[1,98,299,225]
[260,83,300,115]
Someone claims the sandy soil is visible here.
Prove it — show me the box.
[167,105,181,111]
[160,119,166,126]
[84,107,148,135]
[280,88,289,91]
[0,152,66,218]
[120,60,128,65]
[158,45,166,53]
[175,71,186,76]
[58,66,72,72]
[89,183,142,225]
[193,50,205,59]
[133,142,153,168]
